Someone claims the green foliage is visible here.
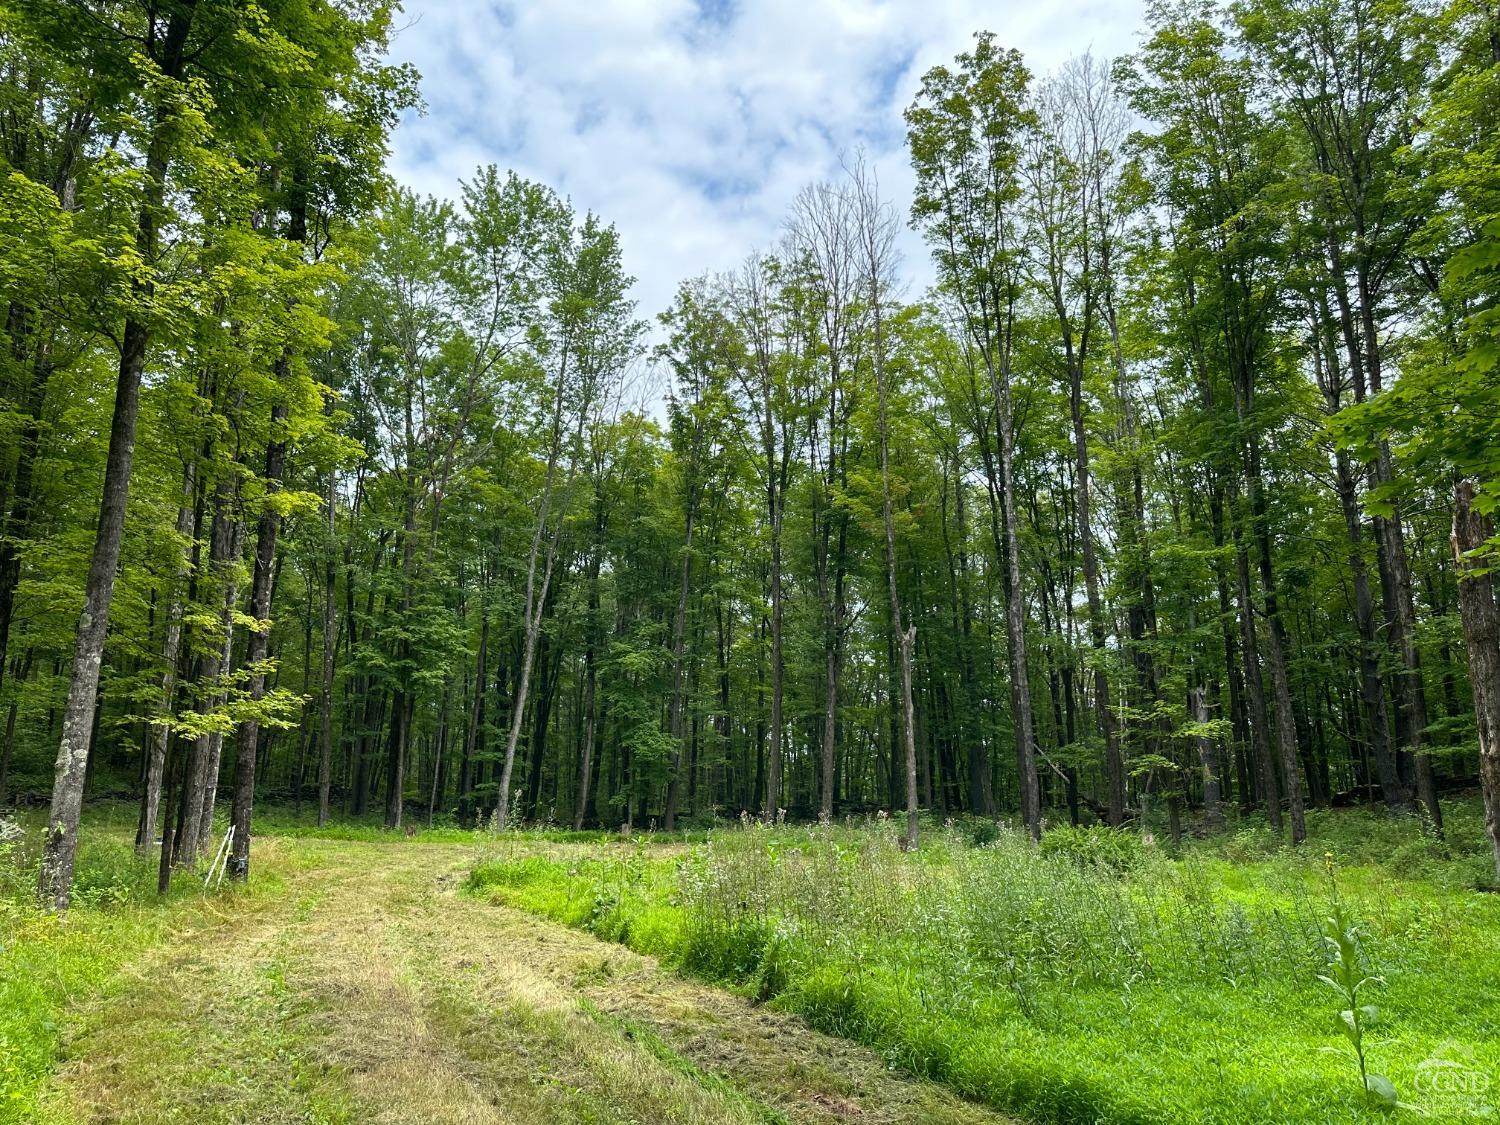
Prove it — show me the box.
[1317,856,1398,1112]
[1037,824,1148,873]
[469,808,1500,1124]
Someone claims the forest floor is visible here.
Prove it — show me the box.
[32,834,1008,1125]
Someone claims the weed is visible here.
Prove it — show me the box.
[468,802,1500,1124]
[1318,855,1397,1112]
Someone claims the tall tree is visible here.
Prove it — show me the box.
[907,32,1042,839]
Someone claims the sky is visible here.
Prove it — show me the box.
[385,0,1148,332]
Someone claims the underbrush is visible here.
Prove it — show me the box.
[251,802,716,846]
[467,803,1500,1124]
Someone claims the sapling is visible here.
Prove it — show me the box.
[1318,854,1397,1111]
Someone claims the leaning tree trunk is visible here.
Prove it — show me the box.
[39,318,150,906]
[496,357,577,831]
[1451,480,1500,882]
[38,5,193,912]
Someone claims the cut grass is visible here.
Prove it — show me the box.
[0,821,284,1125]
[466,801,1500,1125]
[7,812,1013,1124]
[577,998,793,1125]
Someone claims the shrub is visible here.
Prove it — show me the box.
[1038,824,1148,873]
[966,819,1000,848]
[678,913,776,982]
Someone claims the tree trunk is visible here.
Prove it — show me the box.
[877,353,918,850]
[953,474,991,815]
[662,476,698,831]
[496,353,577,830]
[993,359,1040,841]
[228,393,289,879]
[1066,354,1123,827]
[317,467,338,825]
[1312,306,1406,812]
[37,2,194,913]
[1250,462,1307,845]
[461,603,487,824]
[765,458,785,823]
[177,478,241,868]
[1234,517,1282,833]
[1192,685,1224,831]
[1451,479,1500,881]
[1327,243,1432,822]
[137,463,195,852]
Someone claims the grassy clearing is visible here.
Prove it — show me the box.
[6,808,1013,1124]
[249,802,720,846]
[466,802,1500,1125]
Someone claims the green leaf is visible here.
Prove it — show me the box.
[1364,1074,1397,1109]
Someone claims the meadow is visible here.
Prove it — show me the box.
[4,801,1498,1123]
[467,804,1500,1124]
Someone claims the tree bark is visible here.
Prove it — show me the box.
[876,326,918,850]
[496,343,579,829]
[662,454,700,831]
[37,7,194,909]
[228,392,289,879]
[137,462,195,853]
[176,475,240,868]
[1248,452,1307,844]
[1311,303,1407,811]
[992,358,1040,841]
[317,468,337,825]
[1192,685,1224,831]
[1451,479,1500,881]
[1059,318,1123,828]
[1234,516,1282,833]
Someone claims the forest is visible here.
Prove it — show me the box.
[1,0,1499,1121]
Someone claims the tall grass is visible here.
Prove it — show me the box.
[468,805,1500,1124]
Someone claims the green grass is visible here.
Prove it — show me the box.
[249,802,719,846]
[0,808,282,1123]
[466,802,1500,1125]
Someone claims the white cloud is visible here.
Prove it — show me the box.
[385,0,1148,328]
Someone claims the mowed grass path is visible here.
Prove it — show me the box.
[37,836,1009,1125]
